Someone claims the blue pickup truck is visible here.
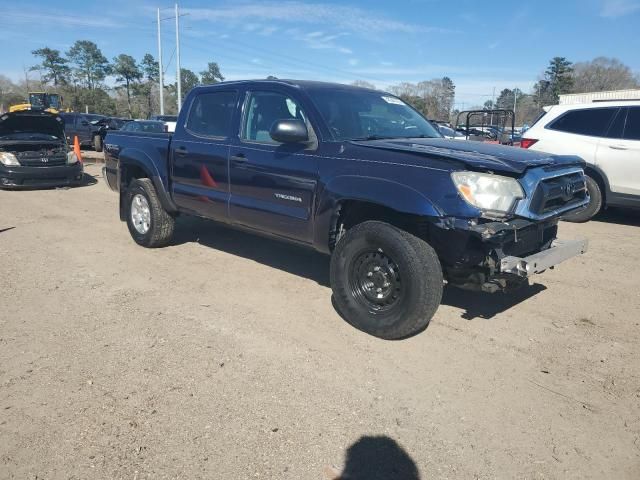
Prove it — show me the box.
[104,80,589,339]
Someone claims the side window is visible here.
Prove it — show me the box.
[623,107,640,141]
[605,108,627,139]
[186,91,237,138]
[548,107,618,137]
[242,91,307,143]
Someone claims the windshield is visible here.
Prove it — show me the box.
[48,95,61,109]
[29,93,46,108]
[307,89,441,141]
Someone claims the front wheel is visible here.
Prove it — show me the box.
[563,175,602,223]
[330,221,443,340]
[125,178,175,247]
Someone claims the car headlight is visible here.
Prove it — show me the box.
[451,171,524,215]
[0,152,20,166]
[67,151,79,165]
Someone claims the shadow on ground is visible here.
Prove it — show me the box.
[172,216,330,286]
[588,207,640,227]
[172,216,546,323]
[326,435,421,480]
[442,283,546,320]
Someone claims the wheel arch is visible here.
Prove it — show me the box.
[584,164,609,206]
[314,176,443,253]
[118,149,177,221]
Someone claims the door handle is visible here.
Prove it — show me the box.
[175,146,189,156]
[230,153,247,163]
[609,145,628,150]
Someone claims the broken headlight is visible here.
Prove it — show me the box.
[451,171,524,216]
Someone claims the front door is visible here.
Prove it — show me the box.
[597,107,640,197]
[228,90,319,243]
[171,89,239,221]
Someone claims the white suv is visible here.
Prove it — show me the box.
[521,101,640,221]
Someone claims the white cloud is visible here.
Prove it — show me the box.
[183,2,454,35]
[348,58,359,66]
[600,0,640,17]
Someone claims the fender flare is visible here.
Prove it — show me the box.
[118,147,177,220]
[313,175,443,252]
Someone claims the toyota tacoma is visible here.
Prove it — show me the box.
[104,80,589,339]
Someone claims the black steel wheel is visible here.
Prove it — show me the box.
[330,221,443,339]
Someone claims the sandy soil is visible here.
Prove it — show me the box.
[1,163,639,479]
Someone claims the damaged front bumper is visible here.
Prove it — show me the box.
[431,216,588,292]
[499,238,588,277]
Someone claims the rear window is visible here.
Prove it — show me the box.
[186,91,237,138]
[624,107,640,140]
[548,107,618,137]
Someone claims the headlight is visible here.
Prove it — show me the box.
[451,171,524,215]
[67,151,79,165]
[0,152,20,166]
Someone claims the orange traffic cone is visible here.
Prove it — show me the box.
[73,135,83,164]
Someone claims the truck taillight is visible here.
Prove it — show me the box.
[520,138,538,149]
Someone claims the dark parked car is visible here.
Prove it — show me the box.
[0,110,83,188]
[60,112,105,147]
[119,120,166,133]
[104,80,589,339]
[91,117,133,152]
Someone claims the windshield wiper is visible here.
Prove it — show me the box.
[350,135,397,141]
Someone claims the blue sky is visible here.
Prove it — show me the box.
[1,0,639,106]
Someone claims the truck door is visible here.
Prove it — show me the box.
[597,107,640,199]
[228,89,319,243]
[170,89,238,221]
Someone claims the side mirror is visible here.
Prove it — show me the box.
[269,119,308,143]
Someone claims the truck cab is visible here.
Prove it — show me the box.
[104,80,589,339]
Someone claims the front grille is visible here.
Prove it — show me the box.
[529,173,587,215]
[18,155,66,167]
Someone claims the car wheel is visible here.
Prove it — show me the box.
[330,221,443,340]
[563,175,602,223]
[125,178,175,247]
[93,135,103,152]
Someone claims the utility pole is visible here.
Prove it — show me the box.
[514,88,518,125]
[157,8,165,115]
[175,3,182,111]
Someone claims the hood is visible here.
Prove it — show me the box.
[0,110,66,143]
[350,137,584,174]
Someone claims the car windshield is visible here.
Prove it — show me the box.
[307,89,441,141]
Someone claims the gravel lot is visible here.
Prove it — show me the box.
[1,161,639,479]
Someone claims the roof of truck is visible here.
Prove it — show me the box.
[194,79,380,93]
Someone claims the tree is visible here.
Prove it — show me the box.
[135,53,160,118]
[571,57,639,93]
[351,80,376,89]
[66,40,110,90]
[180,68,200,97]
[30,48,70,86]
[200,62,224,84]
[544,57,574,102]
[112,54,142,117]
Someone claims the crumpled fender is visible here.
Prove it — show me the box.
[313,175,444,252]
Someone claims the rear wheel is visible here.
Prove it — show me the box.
[330,221,443,340]
[93,135,103,152]
[563,175,602,223]
[125,178,174,247]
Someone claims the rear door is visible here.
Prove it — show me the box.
[596,107,640,197]
[539,107,619,163]
[170,89,239,221]
[228,88,319,243]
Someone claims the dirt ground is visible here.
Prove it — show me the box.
[1,160,639,479]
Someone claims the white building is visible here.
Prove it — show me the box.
[559,89,640,105]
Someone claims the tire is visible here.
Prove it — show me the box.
[563,175,602,223]
[330,221,443,340]
[125,178,175,247]
[93,135,103,152]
